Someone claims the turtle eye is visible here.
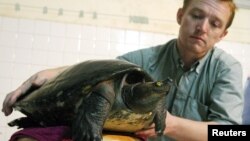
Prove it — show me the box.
[155,81,163,87]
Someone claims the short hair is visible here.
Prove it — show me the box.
[182,0,237,29]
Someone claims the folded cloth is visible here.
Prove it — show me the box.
[9,126,72,141]
[9,126,145,141]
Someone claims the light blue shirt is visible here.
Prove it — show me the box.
[117,39,243,140]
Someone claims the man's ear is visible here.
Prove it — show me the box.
[217,30,228,42]
[177,8,183,25]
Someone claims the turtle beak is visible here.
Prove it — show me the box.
[162,78,172,85]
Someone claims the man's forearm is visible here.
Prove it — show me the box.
[166,115,218,141]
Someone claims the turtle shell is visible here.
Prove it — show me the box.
[13,59,155,132]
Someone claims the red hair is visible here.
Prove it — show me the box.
[182,0,237,29]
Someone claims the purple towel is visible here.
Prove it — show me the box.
[9,126,145,141]
[9,126,71,141]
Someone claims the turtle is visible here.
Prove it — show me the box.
[8,59,172,141]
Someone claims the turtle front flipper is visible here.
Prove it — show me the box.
[72,81,116,141]
[153,97,167,136]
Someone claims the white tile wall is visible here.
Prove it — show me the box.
[81,25,96,40]
[48,36,65,52]
[18,19,34,34]
[139,31,155,46]
[2,17,19,32]
[31,50,48,65]
[79,39,95,54]
[14,48,32,64]
[125,30,139,44]
[66,24,82,38]
[34,20,51,35]
[0,62,12,78]
[51,22,66,37]
[0,31,17,47]
[63,52,79,65]
[32,35,50,51]
[0,16,250,141]
[64,38,80,53]
[96,27,110,41]
[110,29,125,43]
[0,47,14,62]
[12,63,31,79]
[16,33,33,49]
[0,78,11,94]
[47,52,64,67]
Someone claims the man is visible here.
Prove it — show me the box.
[118,0,243,140]
[2,0,243,141]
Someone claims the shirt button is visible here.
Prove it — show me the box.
[172,108,177,115]
[149,66,154,71]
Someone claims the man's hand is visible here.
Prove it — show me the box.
[2,66,67,116]
[135,111,171,139]
[2,73,47,116]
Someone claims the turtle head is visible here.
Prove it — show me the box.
[122,78,172,113]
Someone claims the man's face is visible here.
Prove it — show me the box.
[177,0,231,57]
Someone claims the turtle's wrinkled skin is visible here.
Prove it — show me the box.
[9,59,172,141]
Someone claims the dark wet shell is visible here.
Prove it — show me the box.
[13,59,154,131]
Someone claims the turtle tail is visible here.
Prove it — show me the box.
[8,117,43,129]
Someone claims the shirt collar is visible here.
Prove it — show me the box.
[195,49,212,73]
[172,43,212,74]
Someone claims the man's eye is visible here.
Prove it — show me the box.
[192,14,202,19]
[212,23,218,28]
[211,21,221,28]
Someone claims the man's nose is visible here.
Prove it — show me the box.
[196,19,209,33]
